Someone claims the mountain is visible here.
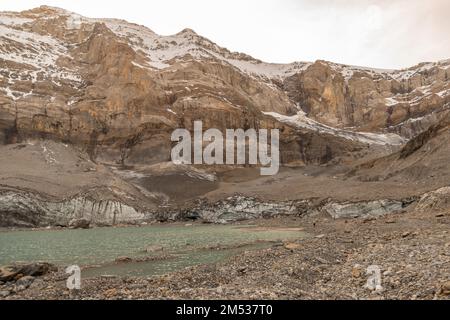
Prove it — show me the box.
[0,6,449,227]
[0,6,360,166]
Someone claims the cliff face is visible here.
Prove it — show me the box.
[350,112,450,184]
[2,6,447,168]
[283,60,450,135]
[0,7,317,166]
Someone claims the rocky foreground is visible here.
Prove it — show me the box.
[1,209,448,300]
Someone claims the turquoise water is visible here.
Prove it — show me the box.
[0,224,305,277]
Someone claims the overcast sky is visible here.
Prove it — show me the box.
[2,0,449,69]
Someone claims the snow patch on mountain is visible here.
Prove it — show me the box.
[325,59,450,83]
[43,9,308,80]
[385,97,400,107]
[0,22,83,88]
[225,59,311,80]
[327,61,394,82]
[264,111,406,146]
[0,13,33,27]
[8,7,448,86]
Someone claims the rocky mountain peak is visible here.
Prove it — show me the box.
[177,28,198,36]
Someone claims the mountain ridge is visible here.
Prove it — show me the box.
[1,6,448,134]
[1,5,449,170]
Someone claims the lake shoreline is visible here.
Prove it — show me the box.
[0,219,306,277]
[0,217,269,234]
[2,211,449,300]
[0,220,202,233]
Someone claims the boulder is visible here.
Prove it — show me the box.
[283,242,302,251]
[68,218,91,229]
[145,245,164,253]
[416,187,450,212]
[440,281,450,296]
[0,266,17,282]
[115,256,133,263]
[15,276,35,289]
[0,263,56,282]
[0,290,10,298]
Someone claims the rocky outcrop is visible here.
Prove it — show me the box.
[399,113,450,159]
[351,113,450,183]
[0,262,57,297]
[387,103,450,139]
[283,60,450,135]
[0,190,150,227]
[416,187,450,212]
[323,200,405,219]
[178,196,312,224]
[170,195,420,222]
[0,262,56,282]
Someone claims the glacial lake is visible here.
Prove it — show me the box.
[0,224,306,277]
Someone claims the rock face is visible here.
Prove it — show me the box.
[351,114,450,184]
[323,200,405,219]
[0,6,299,167]
[0,189,152,227]
[416,187,450,213]
[180,196,312,224]
[283,61,450,135]
[0,5,443,169]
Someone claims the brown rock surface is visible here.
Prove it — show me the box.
[1,6,447,168]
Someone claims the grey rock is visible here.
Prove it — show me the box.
[181,196,311,223]
[0,191,149,228]
[0,290,10,297]
[68,218,91,229]
[15,276,35,289]
[0,262,57,282]
[115,256,133,263]
[145,245,164,253]
[324,200,404,219]
[0,266,17,282]
[416,187,450,212]
[15,285,27,292]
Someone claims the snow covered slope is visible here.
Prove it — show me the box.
[264,111,406,146]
